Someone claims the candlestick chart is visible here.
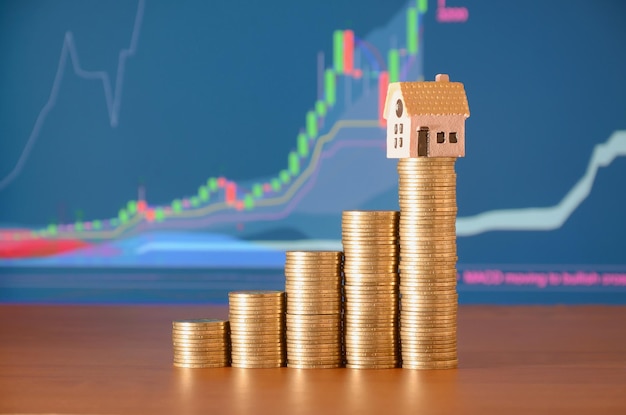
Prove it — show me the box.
[0,0,625,303]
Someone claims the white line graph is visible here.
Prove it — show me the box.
[456,130,626,236]
[0,0,145,191]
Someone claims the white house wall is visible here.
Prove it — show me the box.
[386,90,411,159]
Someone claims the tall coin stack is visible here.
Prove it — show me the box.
[284,251,343,369]
[172,319,230,368]
[398,158,459,369]
[228,291,286,368]
[342,210,400,369]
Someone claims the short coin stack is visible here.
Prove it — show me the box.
[228,290,286,368]
[284,251,343,369]
[342,210,400,369]
[172,319,230,368]
[398,158,459,369]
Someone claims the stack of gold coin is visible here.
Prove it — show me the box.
[342,210,400,369]
[398,158,458,370]
[172,319,230,368]
[285,251,343,369]
[228,290,285,368]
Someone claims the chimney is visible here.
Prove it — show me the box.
[435,74,450,82]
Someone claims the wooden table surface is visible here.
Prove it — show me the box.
[1,305,625,415]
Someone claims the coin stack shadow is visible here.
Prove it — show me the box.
[172,319,230,368]
[228,291,286,368]
[284,251,344,369]
[342,210,400,369]
[398,158,459,370]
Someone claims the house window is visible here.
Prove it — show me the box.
[393,123,404,148]
[395,99,403,117]
[450,132,458,143]
[437,132,445,143]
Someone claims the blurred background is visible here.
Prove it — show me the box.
[1,0,625,304]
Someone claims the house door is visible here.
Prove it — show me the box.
[418,127,429,157]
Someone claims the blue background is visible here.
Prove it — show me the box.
[1,0,625,303]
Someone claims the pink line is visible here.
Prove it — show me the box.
[437,0,469,23]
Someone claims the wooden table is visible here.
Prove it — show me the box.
[1,305,625,414]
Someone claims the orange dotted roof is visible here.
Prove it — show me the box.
[384,74,470,118]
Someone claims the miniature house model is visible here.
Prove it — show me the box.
[383,74,470,158]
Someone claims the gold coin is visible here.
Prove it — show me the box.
[399,201,456,208]
[284,275,341,281]
[173,362,229,369]
[171,337,228,345]
[287,337,342,344]
[400,334,457,342]
[401,291,457,299]
[344,284,398,291]
[172,318,227,326]
[398,183,456,189]
[286,250,342,256]
[229,290,284,297]
[400,308,458,316]
[231,359,285,365]
[286,325,342,331]
[402,360,458,370]
[287,356,343,362]
[400,280,457,287]
[171,329,228,336]
[286,320,342,327]
[401,346,457,355]
[287,309,341,316]
[287,363,342,369]
[344,279,398,286]
[341,224,398,231]
[345,357,400,365]
[342,234,397,241]
[294,335,341,341]
[400,241,457,249]
[284,263,342,269]
[344,259,398,265]
[344,340,397,347]
[286,290,342,298]
[173,346,229,354]
[342,210,399,217]
[171,328,228,337]
[230,356,285,363]
[401,321,457,330]
[400,311,456,319]
[343,309,398,317]
[228,300,285,308]
[173,343,229,350]
[173,356,229,363]
[285,261,342,267]
[228,306,285,313]
[230,362,284,369]
[287,350,342,358]
[286,313,341,320]
[284,281,342,287]
[173,354,229,362]
[345,363,398,369]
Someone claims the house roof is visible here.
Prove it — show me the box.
[383,74,470,118]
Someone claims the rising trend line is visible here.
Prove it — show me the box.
[0,0,145,191]
[457,130,626,236]
[62,119,380,240]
